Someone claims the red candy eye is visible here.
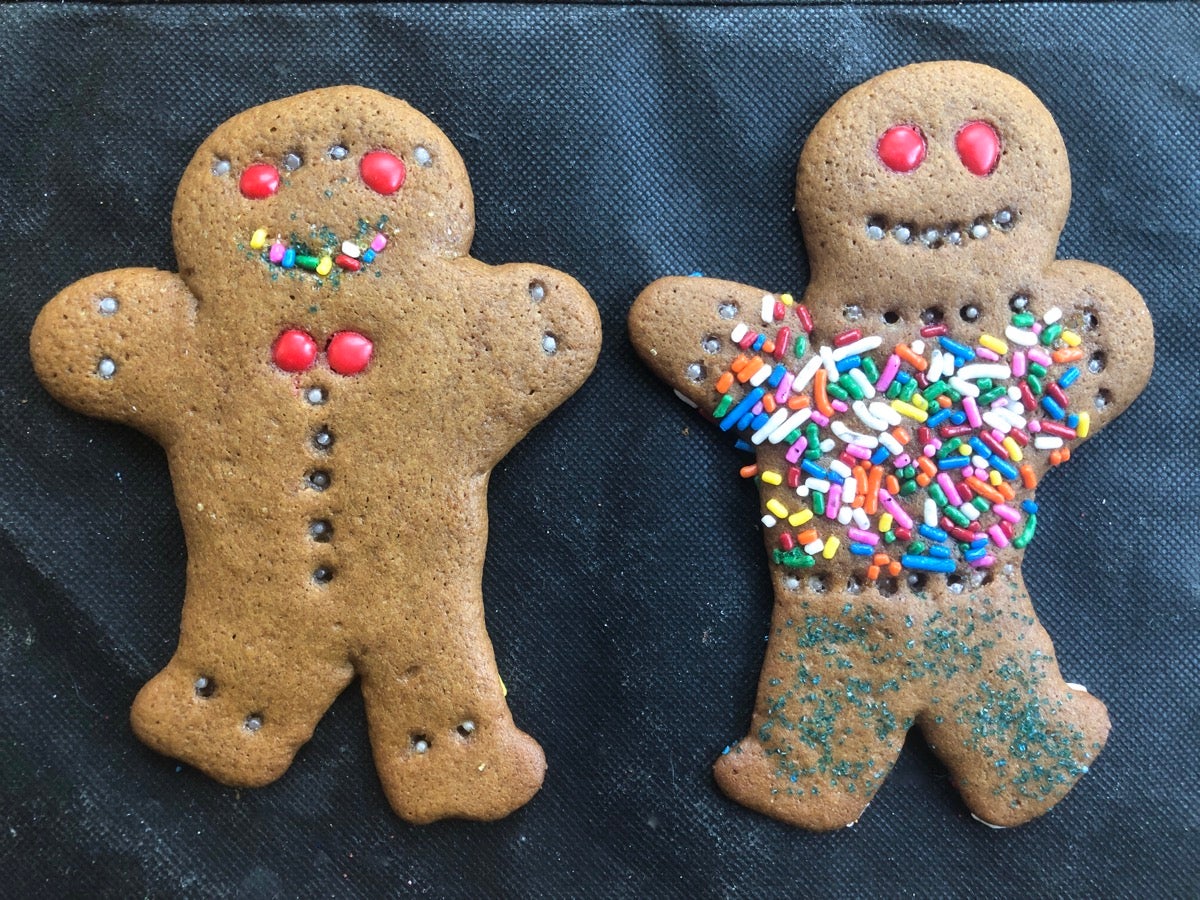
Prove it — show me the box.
[360,151,406,195]
[327,331,374,376]
[877,125,926,173]
[240,163,281,199]
[272,329,318,372]
[956,121,1001,176]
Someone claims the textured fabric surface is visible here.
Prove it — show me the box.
[1,2,1196,896]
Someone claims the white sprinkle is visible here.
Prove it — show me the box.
[829,460,852,478]
[791,355,824,393]
[842,477,857,499]
[831,420,878,448]
[672,389,698,409]
[414,740,429,753]
[751,407,791,444]
[1005,325,1038,347]
[927,348,945,383]
[948,376,980,398]
[972,455,991,470]
[878,432,905,456]
[837,506,854,525]
[847,368,876,399]
[795,485,810,498]
[341,240,361,259]
[830,335,883,360]
[804,539,825,555]
[1034,435,1064,450]
[761,514,778,528]
[819,438,835,453]
[869,401,903,427]
[942,352,956,377]
[748,362,773,387]
[730,322,749,343]
[819,344,838,379]
[957,363,1012,381]
[1043,306,1063,324]
[1065,682,1089,693]
[761,293,775,323]
[768,408,812,443]
[1007,385,1023,401]
[924,498,939,527]
[961,502,981,521]
[805,478,831,493]
[982,411,1013,433]
[852,507,870,529]
[853,400,889,431]
[910,339,925,356]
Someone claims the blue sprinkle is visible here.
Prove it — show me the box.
[938,336,976,361]
[835,354,861,373]
[827,471,845,486]
[870,446,890,465]
[801,460,828,479]
[767,365,788,388]
[938,456,970,470]
[849,542,875,556]
[918,524,949,543]
[949,410,967,425]
[1066,412,1080,428]
[965,547,988,562]
[928,545,953,560]
[736,412,755,430]
[990,457,1019,480]
[689,270,705,278]
[969,537,989,551]
[719,387,765,432]
[1022,499,1039,514]
[281,248,296,268]
[968,437,992,458]
[1059,366,1080,387]
[1041,396,1066,420]
[927,408,954,427]
[751,334,766,352]
[750,413,770,431]
[733,439,755,453]
[362,248,376,264]
[902,554,956,574]
[895,371,912,384]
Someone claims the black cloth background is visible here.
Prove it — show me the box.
[1,2,1197,896]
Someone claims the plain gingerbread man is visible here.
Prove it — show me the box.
[630,62,1152,828]
[31,87,601,823]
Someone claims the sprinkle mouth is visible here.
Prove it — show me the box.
[865,208,1017,248]
[248,223,389,278]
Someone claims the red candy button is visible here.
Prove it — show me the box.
[272,329,318,372]
[327,331,374,375]
[877,125,926,173]
[360,151,406,195]
[956,121,1001,176]
[240,163,281,199]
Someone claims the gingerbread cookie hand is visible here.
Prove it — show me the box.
[631,62,1153,830]
[30,269,200,443]
[32,86,600,823]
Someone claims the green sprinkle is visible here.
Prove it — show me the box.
[826,381,850,401]
[938,438,963,459]
[794,335,808,357]
[898,464,917,479]
[1026,374,1043,396]
[1041,322,1063,346]
[909,540,927,555]
[1012,312,1035,327]
[813,491,826,516]
[861,357,879,382]
[1028,362,1047,378]
[883,530,896,544]
[976,378,993,392]
[972,496,991,512]
[886,380,903,400]
[923,381,949,403]
[929,484,949,507]
[774,549,817,568]
[714,395,734,418]
[899,480,918,497]
[837,375,864,401]
[944,506,970,527]
[899,380,918,403]
[295,255,320,271]
[1012,514,1038,549]
[979,386,1006,405]
[785,429,802,444]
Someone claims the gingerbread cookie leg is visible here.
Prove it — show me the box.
[357,560,545,823]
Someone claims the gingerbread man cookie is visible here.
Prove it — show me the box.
[30,87,601,823]
[630,62,1152,829]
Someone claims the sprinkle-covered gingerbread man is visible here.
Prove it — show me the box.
[630,62,1152,828]
[30,87,601,823]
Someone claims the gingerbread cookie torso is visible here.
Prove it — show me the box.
[630,62,1152,829]
[30,86,601,823]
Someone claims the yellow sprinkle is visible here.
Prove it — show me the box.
[250,228,268,250]
[911,393,929,412]
[761,470,783,486]
[499,675,507,697]
[788,509,813,527]
[1078,411,1091,438]
[989,469,1003,486]
[780,293,794,306]
[1002,436,1023,462]
[891,400,928,423]
[316,256,334,276]
[979,333,1008,355]
[1062,329,1082,347]
[766,498,789,519]
[822,536,841,560]
[958,443,973,456]
[879,512,894,532]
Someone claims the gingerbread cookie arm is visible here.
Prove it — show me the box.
[630,276,785,415]
[457,260,601,444]
[30,269,199,444]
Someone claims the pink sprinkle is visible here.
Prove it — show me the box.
[845,444,871,460]
[922,444,938,457]
[878,490,913,529]
[774,372,794,404]
[1012,351,1027,377]
[1028,348,1052,367]
[993,503,1021,524]
[962,395,982,428]
[810,411,830,427]
[893,453,912,468]
[751,402,764,416]
[1028,419,1042,433]
[785,439,808,463]
[831,399,849,413]
[876,354,902,391]
[848,528,879,546]
[269,241,286,264]
[1032,321,1043,334]
[987,525,1010,548]
[370,233,388,252]
[937,473,963,506]
[826,484,842,520]
[976,347,1000,361]
[969,554,996,568]
[990,428,1007,444]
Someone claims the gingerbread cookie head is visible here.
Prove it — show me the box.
[797,62,1070,300]
[631,61,1152,830]
[174,86,475,334]
[30,87,601,824]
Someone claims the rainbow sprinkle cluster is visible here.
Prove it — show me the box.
[249,227,388,278]
[713,293,1091,582]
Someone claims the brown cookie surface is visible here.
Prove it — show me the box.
[630,61,1152,829]
[30,86,601,823]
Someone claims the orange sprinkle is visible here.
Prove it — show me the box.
[888,561,903,577]
[1050,449,1063,466]
[1061,446,1072,462]
[892,426,911,445]
[865,468,883,514]
[739,464,759,479]
[966,476,1004,504]
[761,340,775,355]
[814,368,833,416]
[915,472,932,488]
[786,395,808,410]
[1020,463,1037,489]
[797,528,819,545]
[762,394,777,414]
[885,474,901,495]
[730,354,750,373]
[916,456,937,478]
[866,564,881,581]
[736,356,764,384]
[996,482,1015,501]
[895,343,928,371]
[873,553,890,567]
[1052,347,1084,364]
[937,394,953,408]
[715,371,734,393]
